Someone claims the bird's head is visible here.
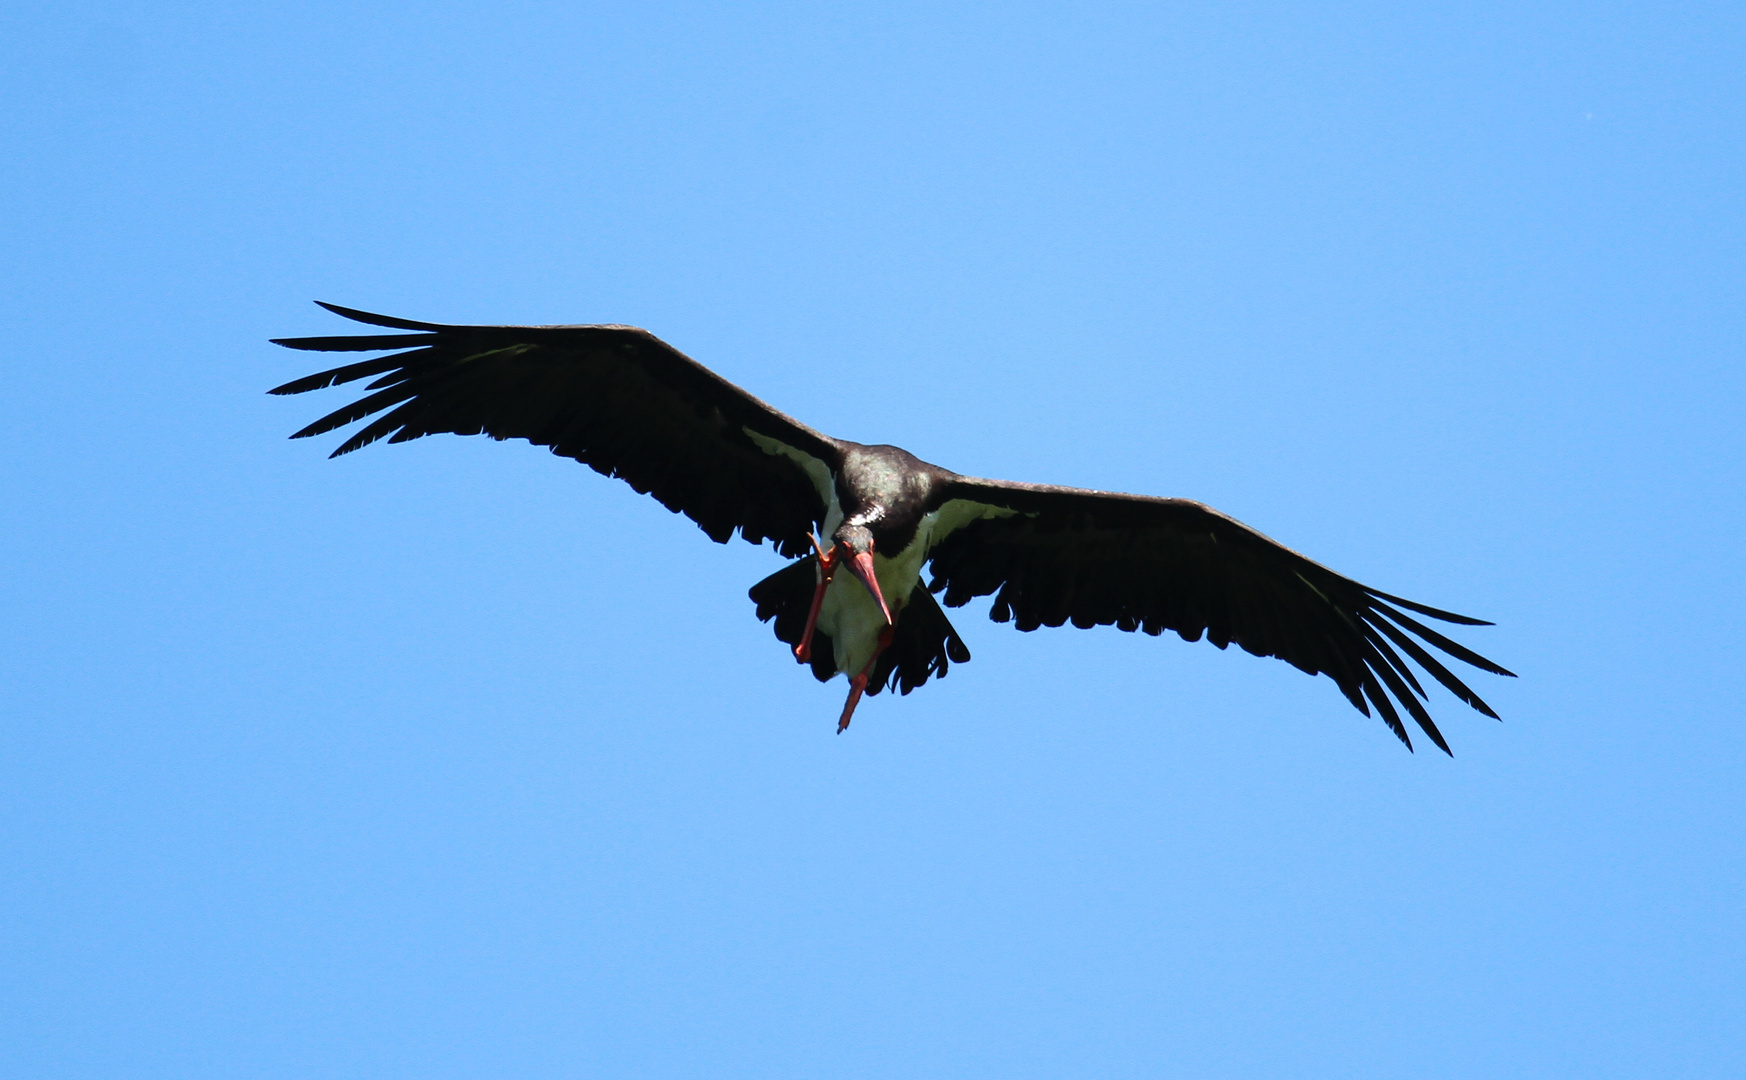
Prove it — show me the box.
[832,523,891,626]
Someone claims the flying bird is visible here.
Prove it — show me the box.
[271,302,1513,752]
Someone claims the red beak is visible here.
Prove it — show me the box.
[843,548,893,626]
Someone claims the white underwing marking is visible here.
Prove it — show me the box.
[744,429,836,513]
[925,499,1020,547]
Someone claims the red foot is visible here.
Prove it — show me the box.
[837,673,868,732]
[794,534,838,664]
[836,622,897,733]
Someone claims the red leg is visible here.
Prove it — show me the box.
[836,673,869,733]
[837,622,897,733]
[794,535,838,663]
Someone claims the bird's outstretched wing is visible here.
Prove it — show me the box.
[925,477,1514,753]
[271,303,842,557]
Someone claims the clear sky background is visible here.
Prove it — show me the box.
[3,2,1742,1077]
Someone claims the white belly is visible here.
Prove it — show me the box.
[815,514,940,677]
[817,573,891,678]
[816,551,918,676]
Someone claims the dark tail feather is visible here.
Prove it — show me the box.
[869,584,971,697]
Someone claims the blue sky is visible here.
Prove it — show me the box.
[3,2,1742,1076]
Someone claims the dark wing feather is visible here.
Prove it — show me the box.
[271,303,842,557]
[925,477,1514,753]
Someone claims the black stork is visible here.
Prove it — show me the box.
[271,302,1513,752]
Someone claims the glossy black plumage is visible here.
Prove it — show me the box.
[273,303,1514,751]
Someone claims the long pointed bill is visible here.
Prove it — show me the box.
[845,551,892,626]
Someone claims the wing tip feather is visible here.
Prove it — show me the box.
[1365,587,1493,626]
[312,300,448,331]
